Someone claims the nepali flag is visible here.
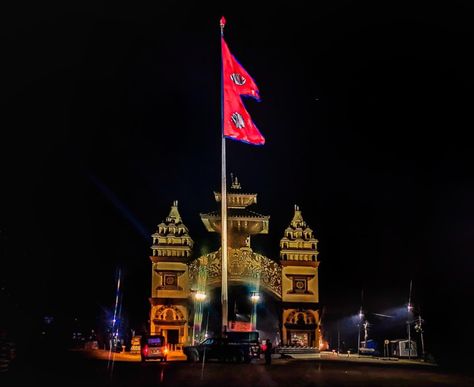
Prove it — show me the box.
[221,25,264,145]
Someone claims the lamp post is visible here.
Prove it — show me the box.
[363,320,369,349]
[407,301,414,359]
[414,315,425,360]
[337,323,340,355]
[407,280,413,359]
[192,291,206,345]
[357,307,363,357]
[250,292,260,331]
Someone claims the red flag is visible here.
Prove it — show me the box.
[221,36,264,145]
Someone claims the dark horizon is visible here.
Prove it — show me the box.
[2,1,474,368]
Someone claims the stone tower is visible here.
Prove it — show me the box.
[280,205,320,348]
[149,201,193,347]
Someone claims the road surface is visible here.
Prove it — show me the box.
[1,349,472,386]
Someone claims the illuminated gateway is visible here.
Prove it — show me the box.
[148,177,321,349]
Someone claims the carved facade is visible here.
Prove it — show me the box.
[280,205,320,347]
[189,247,282,298]
[149,201,193,346]
[148,179,320,348]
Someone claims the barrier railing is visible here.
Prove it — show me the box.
[275,346,319,354]
[167,343,184,352]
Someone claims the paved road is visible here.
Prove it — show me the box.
[1,350,473,386]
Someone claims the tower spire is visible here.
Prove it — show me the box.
[166,200,182,224]
[230,174,241,190]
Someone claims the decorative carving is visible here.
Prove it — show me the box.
[285,274,315,294]
[189,247,282,298]
[285,309,317,325]
[154,305,186,322]
[165,310,174,321]
[155,269,185,290]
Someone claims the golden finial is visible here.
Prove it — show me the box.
[230,174,241,190]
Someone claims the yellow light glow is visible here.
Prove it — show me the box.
[250,293,260,302]
[195,292,206,301]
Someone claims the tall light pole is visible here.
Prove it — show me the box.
[192,291,207,345]
[363,321,369,348]
[357,289,364,357]
[192,261,208,344]
[357,307,363,357]
[111,268,122,350]
[415,315,425,360]
[250,292,260,331]
[407,280,413,360]
[337,322,340,354]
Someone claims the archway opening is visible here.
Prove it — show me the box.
[198,284,281,344]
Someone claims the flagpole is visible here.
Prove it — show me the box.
[220,17,228,335]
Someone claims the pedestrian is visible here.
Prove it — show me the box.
[265,339,272,365]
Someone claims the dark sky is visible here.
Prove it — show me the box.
[2,1,474,364]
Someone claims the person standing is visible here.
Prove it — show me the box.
[265,339,273,365]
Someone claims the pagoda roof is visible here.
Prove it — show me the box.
[212,175,260,208]
[152,201,192,237]
[281,205,318,242]
[213,191,258,208]
[228,189,257,195]
[200,208,269,220]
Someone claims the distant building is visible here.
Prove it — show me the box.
[389,339,418,358]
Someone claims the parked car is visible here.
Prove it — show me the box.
[183,336,260,363]
[140,335,168,362]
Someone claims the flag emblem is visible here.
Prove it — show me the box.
[231,112,245,128]
[230,73,246,85]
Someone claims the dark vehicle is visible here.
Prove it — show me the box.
[184,334,260,363]
[227,331,261,358]
[140,335,168,362]
[226,331,259,343]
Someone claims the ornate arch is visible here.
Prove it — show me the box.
[154,305,186,322]
[285,309,317,325]
[189,247,282,298]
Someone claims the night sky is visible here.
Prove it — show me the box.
[2,1,474,366]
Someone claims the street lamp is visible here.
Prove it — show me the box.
[357,307,363,357]
[407,280,413,359]
[414,315,425,360]
[195,291,207,302]
[250,292,260,331]
[363,321,369,348]
[407,302,414,359]
[192,290,207,345]
[250,292,261,303]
